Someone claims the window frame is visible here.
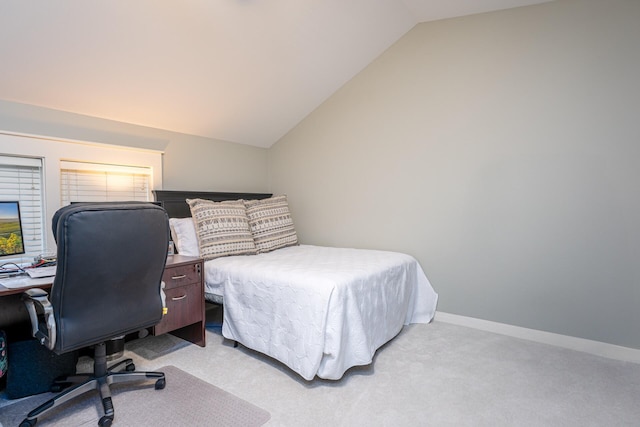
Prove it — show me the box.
[0,131,163,254]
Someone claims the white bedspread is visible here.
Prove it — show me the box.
[205,245,438,380]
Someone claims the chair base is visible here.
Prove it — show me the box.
[19,343,165,427]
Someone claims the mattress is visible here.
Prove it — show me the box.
[204,244,438,380]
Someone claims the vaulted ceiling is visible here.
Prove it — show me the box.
[0,1,552,147]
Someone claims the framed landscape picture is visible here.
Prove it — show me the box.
[0,201,25,257]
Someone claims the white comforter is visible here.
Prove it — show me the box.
[205,245,438,380]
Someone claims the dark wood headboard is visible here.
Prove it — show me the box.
[153,190,272,218]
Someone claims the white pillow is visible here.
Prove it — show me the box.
[169,217,199,256]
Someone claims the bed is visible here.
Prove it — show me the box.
[154,190,438,380]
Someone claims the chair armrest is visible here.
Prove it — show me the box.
[24,287,48,298]
[22,288,57,350]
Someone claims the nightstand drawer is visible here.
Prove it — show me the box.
[162,263,201,289]
[154,282,202,335]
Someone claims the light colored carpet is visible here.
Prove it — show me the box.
[172,307,640,426]
[0,365,270,426]
[2,305,640,426]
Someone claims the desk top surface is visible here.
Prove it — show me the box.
[0,255,203,296]
[0,276,53,296]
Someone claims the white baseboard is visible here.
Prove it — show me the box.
[435,311,640,364]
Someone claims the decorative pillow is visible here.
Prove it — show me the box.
[169,217,199,257]
[244,195,298,253]
[186,198,256,260]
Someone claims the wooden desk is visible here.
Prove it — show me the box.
[0,255,206,347]
[152,255,206,347]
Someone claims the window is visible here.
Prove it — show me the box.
[0,155,45,263]
[60,161,152,205]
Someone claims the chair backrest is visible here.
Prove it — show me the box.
[49,202,169,353]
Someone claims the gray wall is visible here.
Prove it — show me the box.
[269,0,640,349]
[0,99,269,193]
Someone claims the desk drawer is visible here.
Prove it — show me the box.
[162,263,201,290]
[154,282,202,335]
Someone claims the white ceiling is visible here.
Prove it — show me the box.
[0,0,552,148]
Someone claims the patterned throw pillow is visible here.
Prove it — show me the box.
[244,195,298,253]
[186,198,257,260]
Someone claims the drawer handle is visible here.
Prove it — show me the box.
[171,274,187,280]
[172,294,187,301]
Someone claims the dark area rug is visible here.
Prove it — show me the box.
[0,365,270,426]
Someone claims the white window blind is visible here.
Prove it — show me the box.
[60,161,152,205]
[0,155,45,261]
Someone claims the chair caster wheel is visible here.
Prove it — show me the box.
[155,378,166,390]
[20,419,37,427]
[98,415,113,426]
[125,362,135,371]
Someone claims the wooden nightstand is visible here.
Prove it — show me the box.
[152,255,205,347]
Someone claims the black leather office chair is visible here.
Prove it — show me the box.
[20,202,170,427]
